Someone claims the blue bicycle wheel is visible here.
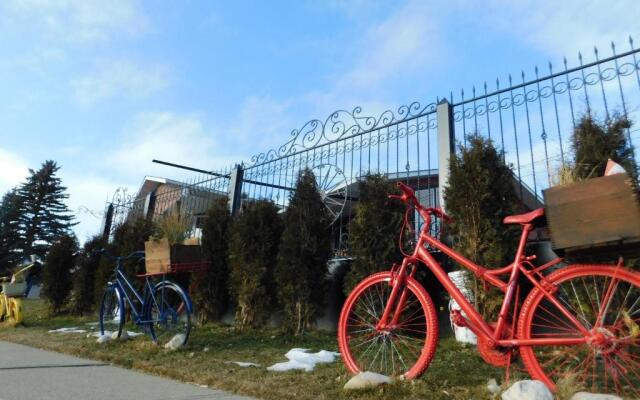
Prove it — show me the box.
[99,283,124,338]
[144,282,192,347]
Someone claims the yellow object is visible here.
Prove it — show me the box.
[0,295,6,320]
[7,298,22,326]
[0,261,36,326]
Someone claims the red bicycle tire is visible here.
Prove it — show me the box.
[518,264,640,396]
[338,271,438,379]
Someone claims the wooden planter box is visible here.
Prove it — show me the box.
[543,174,640,254]
[144,238,204,274]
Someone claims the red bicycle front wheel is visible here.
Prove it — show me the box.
[518,264,640,396]
[338,272,438,379]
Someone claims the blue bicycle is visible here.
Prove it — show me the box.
[97,250,193,347]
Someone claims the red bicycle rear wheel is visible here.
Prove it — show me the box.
[338,272,438,379]
[518,264,640,396]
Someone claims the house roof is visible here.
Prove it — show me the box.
[134,176,184,200]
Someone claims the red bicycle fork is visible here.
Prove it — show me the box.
[375,258,415,331]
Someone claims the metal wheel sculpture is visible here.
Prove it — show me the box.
[311,163,348,225]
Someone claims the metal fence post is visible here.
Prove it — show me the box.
[101,203,114,242]
[436,99,455,211]
[228,164,244,216]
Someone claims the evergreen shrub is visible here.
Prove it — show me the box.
[275,169,332,334]
[228,200,282,330]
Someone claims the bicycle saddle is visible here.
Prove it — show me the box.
[503,208,545,225]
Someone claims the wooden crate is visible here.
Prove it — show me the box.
[543,174,640,253]
[144,238,204,274]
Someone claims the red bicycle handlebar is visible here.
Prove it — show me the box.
[389,182,452,223]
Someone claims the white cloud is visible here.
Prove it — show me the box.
[3,0,148,42]
[61,173,130,243]
[487,1,639,57]
[0,148,29,194]
[110,112,240,177]
[71,61,169,106]
[341,0,442,88]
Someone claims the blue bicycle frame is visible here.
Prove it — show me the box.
[102,251,192,327]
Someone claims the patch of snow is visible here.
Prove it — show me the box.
[570,393,622,400]
[164,334,186,350]
[501,380,552,400]
[226,361,261,368]
[48,327,87,334]
[85,322,99,326]
[89,330,142,338]
[267,348,340,372]
[344,372,393,390]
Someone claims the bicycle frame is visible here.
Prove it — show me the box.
[378,208,592,348]
[110,259,165,326]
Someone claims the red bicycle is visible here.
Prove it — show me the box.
[338,182,640,395]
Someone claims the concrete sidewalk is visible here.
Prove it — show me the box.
[0,340,256,400]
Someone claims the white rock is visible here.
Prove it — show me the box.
[487,378,501,395]
[96,334,111,344]
[110,330,126,340]
[343,372,393,390]
[164,334,186,350]
[501,380,553,400]
[570,393,622,400]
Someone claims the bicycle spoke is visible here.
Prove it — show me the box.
[340,274,435,378]
[521,266,640,396]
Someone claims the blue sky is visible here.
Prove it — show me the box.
[0,0,638,241]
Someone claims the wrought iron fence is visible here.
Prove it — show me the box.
[451,37,640,201]
[103,169,231,240]
[103,37,640,257]
[241,102,441,255]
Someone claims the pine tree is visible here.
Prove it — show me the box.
[572,114,637,181]
[0,189,24,273]
[444,136,520,318]
[275,169,332,334]
[41,234,78,313]
[18,161,76,260]
[71,235,104,315]
[343,174,404,295]
[228,200,282,330]
[190,198,232,323]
